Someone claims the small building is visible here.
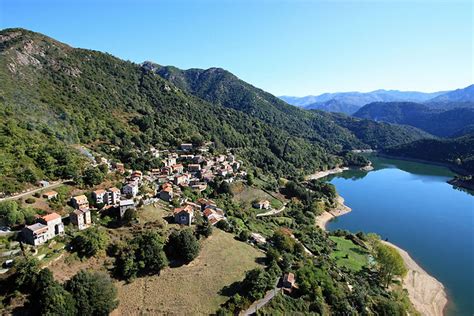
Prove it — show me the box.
[38,180,50,187]
[123,182,139,197]
[159,186,173,202]
[282,273,297,294]
[71,195,89,211]
[174,174,188,186]
[173,205,194,226]
[92,189,107,205]
[191,182,207,192]
[119,199,135,218]
[180,143,193,151]
[22,223,49,246]
[42,191,58,200]
[38,213,65,237]
[131,170,143,182]
[253,200,270,210]
[114,162,125,174]
[107,187,121,205]
[171,164,184,174]
[188,164,201,172]
[23,212,65,246]
[202,207,225,225]
[70,209,92,230]
[163,157,177,168]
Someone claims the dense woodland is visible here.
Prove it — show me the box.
[0,28,430,194]
[383,134,474,173]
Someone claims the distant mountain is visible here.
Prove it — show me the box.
[354,102,474,137]
[303,99,361,115]
[280,89,447,114]
[428,84,474,103]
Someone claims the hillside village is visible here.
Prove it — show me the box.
[3,142,250,248]
[0,139,418,315]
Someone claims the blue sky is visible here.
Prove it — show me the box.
[0,0,472,96]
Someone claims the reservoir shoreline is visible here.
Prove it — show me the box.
[316,195,448,316]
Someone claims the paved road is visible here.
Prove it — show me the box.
[256,203,287,217]
[0,180,71,202]
[240,282,281,316]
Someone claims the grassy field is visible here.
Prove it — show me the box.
[329,236,369,272]
[231,182,283,210]
[138,202,172,224]
[114,229,265,315]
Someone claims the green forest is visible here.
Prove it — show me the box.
[0,28,433,194]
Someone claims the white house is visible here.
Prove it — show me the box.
[122,182,139,197]
[119,199,135,218]
[70,209,92,230]
[23,213,64,246]
[92,189,107,205]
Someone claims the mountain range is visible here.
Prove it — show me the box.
[281,86,473,115]
[354,102,474,137]
[0,28,431,193]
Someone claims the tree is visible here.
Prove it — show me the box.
[374,243,407,287]
[134,231,168,273]
[114,231,168,281]
[71,227,109,258]
[239,268,274,301]
[38,278,76,316]
[66,270,118,316]
[14,257,40,292]
[196,221,213,238]
[0,201,22,226]
[246,173,254,185]
[270,230,296,253]
[82,167,105,187]
[165,229,200,263]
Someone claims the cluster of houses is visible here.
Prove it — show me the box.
[154,145,246,226]
[172,198,226,226]
[21,143,244,246]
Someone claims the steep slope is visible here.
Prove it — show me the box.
[317,111,434,149]
[150,63,430,149]
[0,28,344,193]
[0,28,431,193]
[354,102,474,137]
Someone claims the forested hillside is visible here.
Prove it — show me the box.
[150,63,429,148]
[0,28,429,194]
[383,134,474,173]
[354,102,474,137]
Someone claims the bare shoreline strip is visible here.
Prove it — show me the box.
[305,167,349,181]
[316,196,448,316]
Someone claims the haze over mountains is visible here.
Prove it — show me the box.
[280,86,473,115]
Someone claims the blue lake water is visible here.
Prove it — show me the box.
[325,156,473,316]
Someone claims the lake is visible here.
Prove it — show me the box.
[325,156,473,316]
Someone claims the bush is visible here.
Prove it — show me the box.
[25,197,36,204]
